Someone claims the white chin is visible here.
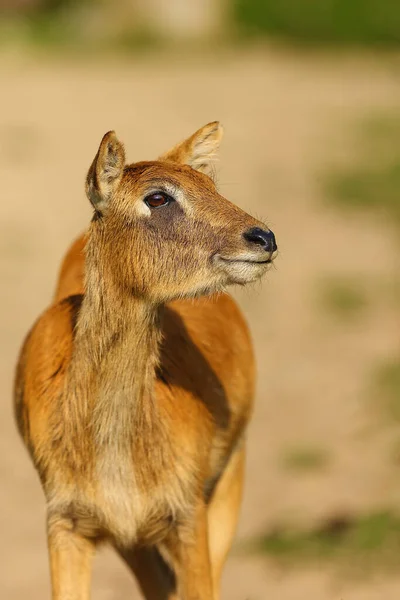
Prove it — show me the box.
[221,262,269,285]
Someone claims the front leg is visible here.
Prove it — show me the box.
[47,513,95,600]
[164,501,214,600]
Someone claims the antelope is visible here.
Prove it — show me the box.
[14,122,277,600]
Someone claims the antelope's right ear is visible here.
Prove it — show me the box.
[159,121,223,176]
[85,131,125,213]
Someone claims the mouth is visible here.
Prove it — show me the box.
[219,257,273,265]
[218,252,276,265]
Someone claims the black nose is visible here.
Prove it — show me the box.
[243,227,277,253]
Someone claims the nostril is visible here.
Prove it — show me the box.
[243,228,266,247]
[243,227,277,252]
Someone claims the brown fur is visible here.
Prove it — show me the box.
[14,122,277,600]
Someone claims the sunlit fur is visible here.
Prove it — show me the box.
[14,122,276,600]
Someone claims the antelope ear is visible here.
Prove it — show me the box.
[159,121,223,175]
[86,131,125,213]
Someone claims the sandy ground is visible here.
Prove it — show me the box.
[1,48,400,599]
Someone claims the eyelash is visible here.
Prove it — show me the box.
[144,191,175,209]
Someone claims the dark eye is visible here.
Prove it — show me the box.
[145,191,174,209]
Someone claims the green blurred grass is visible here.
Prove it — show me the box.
[317,277,368,320]
[373,360,400,424]
[324,115,400,233]
[5,0,400,50]
[0,0,163,52]
[254,511,400,571]
[233,0,400,46]
[281,446,329,472]
[326,163,400,226]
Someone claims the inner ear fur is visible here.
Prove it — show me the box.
[159,121,223,176]
[86,131,125,213]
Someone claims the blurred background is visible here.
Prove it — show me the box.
[1,1,400,599]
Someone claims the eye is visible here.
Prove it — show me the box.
[144,191,174,209]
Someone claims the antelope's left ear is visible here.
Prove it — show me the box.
[159,121,223,176]
[86,131,125,213]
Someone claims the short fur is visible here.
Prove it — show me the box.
[14,122,277,600]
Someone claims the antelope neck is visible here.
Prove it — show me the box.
[67,257,163,446]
